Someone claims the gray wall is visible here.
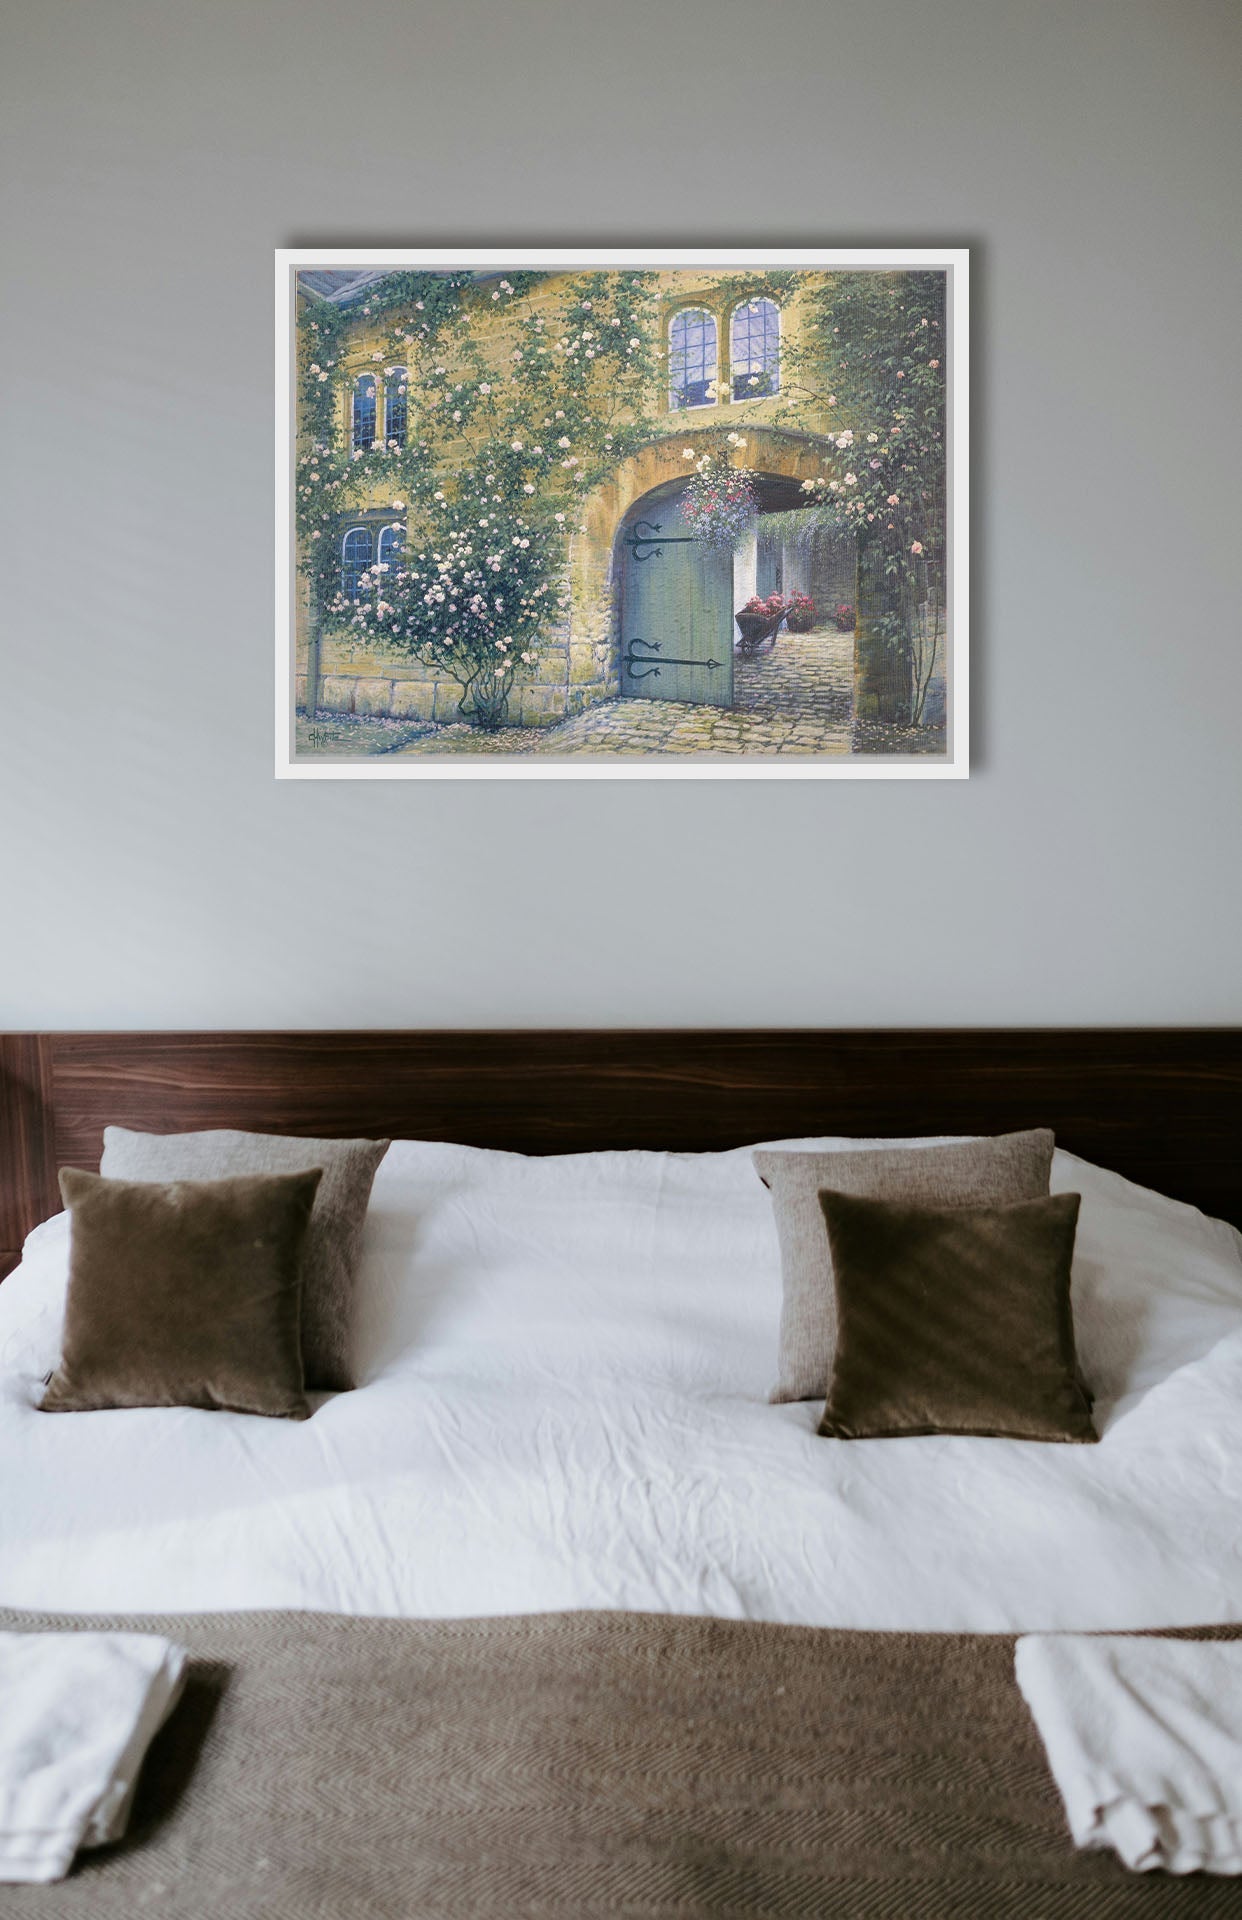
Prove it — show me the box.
[2,0,1239,1029]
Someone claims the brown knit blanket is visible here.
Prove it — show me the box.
[0,1607,1238,1918]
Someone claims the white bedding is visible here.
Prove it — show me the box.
[2,1138,1242,1632]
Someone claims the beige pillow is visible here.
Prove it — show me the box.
[100,1127,389,1391]
[41,1167,321,1420]
[754,1130,1055,1403]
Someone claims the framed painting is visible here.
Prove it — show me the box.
[275,249,968,779]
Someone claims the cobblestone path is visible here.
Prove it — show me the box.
[389,623,858,759]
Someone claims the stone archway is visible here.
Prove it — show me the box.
[559,425,840,716]
[587,424,834,591]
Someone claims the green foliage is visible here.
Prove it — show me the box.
[295,271,475,614]
[777,271,947,723]
[295,269,662,724]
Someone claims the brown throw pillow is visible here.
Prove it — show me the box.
[817,1189,1096,1443]
[40,1167,322,1420]
[100,1127,389,1391]
[755,1130,1056,1404]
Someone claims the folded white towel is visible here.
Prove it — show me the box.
[1016,1633,1242,1875]
[0,1630,187,1883]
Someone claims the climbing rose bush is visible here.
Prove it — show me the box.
[332,474,563,729]
[777,270,946,723]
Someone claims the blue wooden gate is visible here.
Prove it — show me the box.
[619,512,734,708]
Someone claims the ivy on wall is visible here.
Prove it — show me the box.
[774,272,947,724]
[295,270,662,725]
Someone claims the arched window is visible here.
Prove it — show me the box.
[352,372,377,451]
[668,308,717,410]
[384,367,407,447]
[730,298,780,400]
[341,525,373,601]
[376,523,403,574]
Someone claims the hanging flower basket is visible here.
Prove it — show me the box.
[680,454,759,552]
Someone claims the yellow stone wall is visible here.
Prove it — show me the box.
[299,271,838,726]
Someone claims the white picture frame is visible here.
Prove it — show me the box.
[276,248,968,779]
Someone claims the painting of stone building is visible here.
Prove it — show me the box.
[277,252,966,776]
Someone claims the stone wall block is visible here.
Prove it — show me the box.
[389,681,437,721]
[567,645,602,685]
[353,677,394,716]
[319,675,356,714]
[518,686,568,725]
[433,681,462,724]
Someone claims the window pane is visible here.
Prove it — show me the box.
[668,307,717,411]
[352,374,376,450]
[377,524,403,571]
[341,526,373,601]
[385,367,407,447]
[731,297,779,400]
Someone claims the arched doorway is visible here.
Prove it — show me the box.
[615,469,822,709]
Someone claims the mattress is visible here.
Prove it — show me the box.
[2,1137,1241,1630]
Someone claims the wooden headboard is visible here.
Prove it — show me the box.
[3,1029,1241,1275]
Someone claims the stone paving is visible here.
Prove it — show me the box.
[386,623,859,759]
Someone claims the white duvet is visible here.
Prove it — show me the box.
[3,1137,1242,1632]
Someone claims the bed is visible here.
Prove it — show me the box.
[2,1027,1242,1914]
